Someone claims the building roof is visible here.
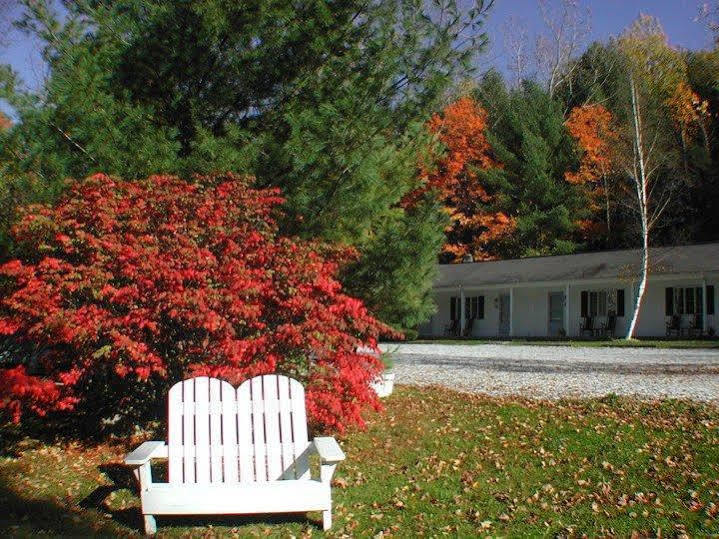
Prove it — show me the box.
[435,243,719,289]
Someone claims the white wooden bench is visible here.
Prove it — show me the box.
[124,375,345,535]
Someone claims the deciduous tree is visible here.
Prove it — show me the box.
[0,173,395,433]
[616,15,687,339]
[565,104,617,242]
[536,0,590,97]
[407,96,514,262]
[0,0,495,331]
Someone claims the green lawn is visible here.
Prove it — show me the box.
[408,338,719,349]
[1,387,718,537]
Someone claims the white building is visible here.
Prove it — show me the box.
[418,243,719,339]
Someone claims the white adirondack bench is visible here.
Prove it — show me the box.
[124,375,345,535]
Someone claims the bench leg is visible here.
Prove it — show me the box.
[144,514,157,535]
[322,507,332,531]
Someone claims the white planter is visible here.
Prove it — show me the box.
[371,372,395,398]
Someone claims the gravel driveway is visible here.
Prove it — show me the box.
[379,343,719,403]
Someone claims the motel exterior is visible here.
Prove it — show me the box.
[418,243,719,339]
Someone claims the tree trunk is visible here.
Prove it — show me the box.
[625,75,649,340]
[626,224,648,339]
[601,169,611,240]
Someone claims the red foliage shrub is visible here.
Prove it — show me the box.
[0,173,394,432]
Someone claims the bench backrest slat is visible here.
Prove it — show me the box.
[289,375,310,480]
[167,375,310,484]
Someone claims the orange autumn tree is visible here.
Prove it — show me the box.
[565,104,617,241]
[0,112,10,131]
[409,96,514,262]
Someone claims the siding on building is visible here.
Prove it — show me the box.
[421,244,719,338]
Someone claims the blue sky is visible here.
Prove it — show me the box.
[480,0,714,74]
[0,0,715,108]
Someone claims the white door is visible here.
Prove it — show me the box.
[548,292,564,336]
[498,294,510,336]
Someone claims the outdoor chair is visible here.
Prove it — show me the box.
[124,375,345,535]
[579,316,595,337]
[462,317,476,337]
[444,319,459,337]
[665,314,681,337]
[601,314,617,338]
[687,313,703,337]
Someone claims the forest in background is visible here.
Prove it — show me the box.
[1,1,719,332]
[422,7,719,264]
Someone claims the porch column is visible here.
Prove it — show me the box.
[509,286,514,337]
[565,284,570,337]
[703,278,708,334]
[459,285,466,336]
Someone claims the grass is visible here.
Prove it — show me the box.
[1,387,718,537]
[408,338,719,349]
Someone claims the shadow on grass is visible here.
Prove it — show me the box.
[0,472,125,536]
[0,416,161,458]
[78,463,144,531]
[150,512,319,534]
[79,463,320,534]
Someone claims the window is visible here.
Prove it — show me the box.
[582,290,608,317]
[666,287,707,315]
[467,296,485,320]
[676,288,684,314]
[450,296,484,320]
[582,289,623,317]
[549,293,564,322]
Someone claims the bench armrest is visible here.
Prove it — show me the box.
[313,436,345,463]
[124,441,167,466]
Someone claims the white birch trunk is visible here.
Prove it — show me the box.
[625,75,650,340]
[626,222,648,339]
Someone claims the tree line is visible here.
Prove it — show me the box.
[1,1,718,336]
[422,12,719,336]
[429,15,719,261]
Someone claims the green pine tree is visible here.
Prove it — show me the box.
[472,72,588,258]
[0,0,495,330]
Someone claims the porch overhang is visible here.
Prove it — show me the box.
[433,271,719,293]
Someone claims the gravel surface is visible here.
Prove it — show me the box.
[379,343,719,403]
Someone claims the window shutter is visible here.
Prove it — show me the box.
[708,286,715,315]
[665,288,673,316]
[617,289,625,316]
[479,296,485,319]
[465,297,470,319]
[450,297,456,321]
[580,291,588,317]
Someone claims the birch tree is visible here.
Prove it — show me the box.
[503,16,530,88]
[536,0,590,97]
[617,15,687,339]
[0,1,17,47]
